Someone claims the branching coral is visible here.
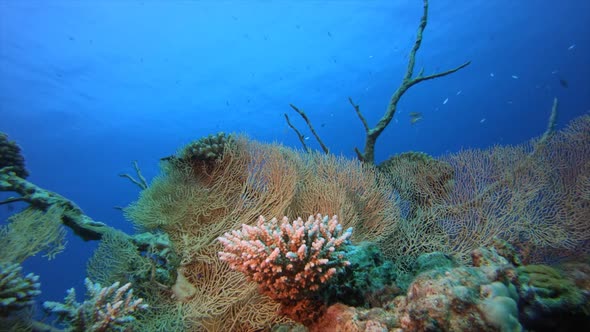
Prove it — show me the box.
[44,278,148,332]
[0,263,40,317]
[218,214,353,302]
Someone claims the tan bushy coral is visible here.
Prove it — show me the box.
[0,206,66,263]
[287,151,400,243]
[433,115,590,263]
[379,115,590,266]
[0,132,28,179]
[378,151,455,209]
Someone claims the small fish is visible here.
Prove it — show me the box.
[511,75,519,79]
[568,44,576,50]
[480,118,486,123]
[551,70,559,74]
[443,98,449,105]
[456,90,462,96]
[304,136,310,140]
[559,79,568,88]
[409,112,423,125]
[490,73,495,77]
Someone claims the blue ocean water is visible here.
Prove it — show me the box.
[0,0,589,316]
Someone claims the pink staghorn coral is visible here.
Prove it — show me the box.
[218,214,353,302]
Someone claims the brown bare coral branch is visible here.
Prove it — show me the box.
[355,0,470,163]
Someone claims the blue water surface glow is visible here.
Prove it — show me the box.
[1,0,589,313]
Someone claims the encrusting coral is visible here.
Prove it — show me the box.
[0,263,41,317]
[517,264,587,331]
[43,278,148,332]
[305,241,590,332]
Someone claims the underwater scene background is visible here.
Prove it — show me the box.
[1,0,589,331]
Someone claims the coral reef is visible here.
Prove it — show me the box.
[308,242,590,332]
[1,86,588,331]
[391,244,521,332]
[3,0,588,329]
[307,242,589,332]
[43,278,148,332]
[123,137,396,329]
[0,263,40,317]
[0,132,28,179]
[2,117,589,330]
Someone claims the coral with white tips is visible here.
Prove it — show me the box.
[44,278,148,332]
[218,214,353,302]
